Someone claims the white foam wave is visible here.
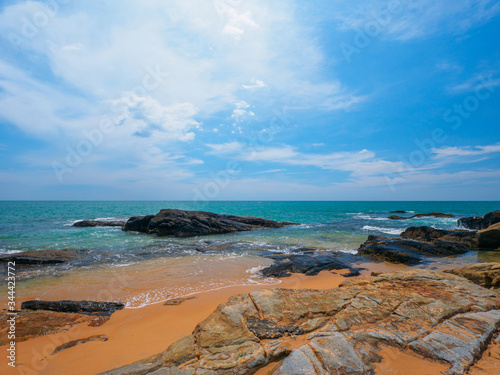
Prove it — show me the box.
[362,225,404,235]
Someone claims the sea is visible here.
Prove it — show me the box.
[1,201,499,308]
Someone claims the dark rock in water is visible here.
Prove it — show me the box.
[389,212,455,220]
[52,334,108,355]
[98,270,500,375]
[390,210,407,213]
[0,248,89,265]
[72,220,126,227]
[357,234,469,265]
[122,209,295,238]
[21,300,126,317]
[401,226,479,247]
[477,222,500,249]
[122,215,155,233]
[445,263,500,289]
[259,253,359,278]
[458,210,500,230]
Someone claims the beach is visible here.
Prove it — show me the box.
[1,201,500,374]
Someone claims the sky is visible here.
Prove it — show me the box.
[0,0,499,201]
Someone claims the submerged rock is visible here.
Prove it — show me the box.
[0,248,89,264]
[21,300,125,317]
[478,222,500,249]
[458,210,500,230]
[445,263,500,289]
[72,220,126,227]
[122,209,295,237]
[389,212,455,220]
[259,253,359,278]
[98,270,500,375]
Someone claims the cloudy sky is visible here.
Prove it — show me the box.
[1,0,499,200]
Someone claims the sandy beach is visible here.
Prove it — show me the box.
[1,268,359,375]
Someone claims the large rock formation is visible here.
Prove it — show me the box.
[357,234,470,265]
[122,209,295,237]
[99,270,500,375]
[445,263,500,289]
[458,210,500,230]
[21,300,125,317]
[401,226,479,247]
[477,222,500,249]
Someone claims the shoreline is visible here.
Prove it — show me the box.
[1,268,361,375]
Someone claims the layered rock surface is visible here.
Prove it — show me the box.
[122,209,295,237]
[477,222,500,249]
[445,263,500,289]
[99,270,500,375]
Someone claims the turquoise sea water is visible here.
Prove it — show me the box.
[1,201,499,307]
[1,201,499,255]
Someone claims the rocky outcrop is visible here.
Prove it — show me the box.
[73,220,126,228]
[389,212,454,220]
[259,253,360,278]
[401,226,479,247]
[0,310,109,345]
[98,271,500,375]
[122,209,295,237]
[0,248,89,264]
[21,300,125,317]
[357,234,469,265]
[458,210,500,230]
[478,223,500,249]
[445,263,500,289]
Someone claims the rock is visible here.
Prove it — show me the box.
[445,263,500,289]
[478,222,500,249]
[52,334,108,354]
[259,253,359,278]
[389,212,455,220]
[21,300,126,317]
[390,210,407,213]
[123,215,155,233]
[100,270,500,375]
[0,310,109,345]
[409,310,500,374]
[0,248,89,264]
[401,226,479,247]
[73,220,126,227]
[164,297,195,306]
[122,209,295,237]
[458,210,500,230]
[357,234,469,265]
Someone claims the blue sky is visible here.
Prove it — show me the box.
[0,0,499,200]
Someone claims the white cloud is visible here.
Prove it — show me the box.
[206,142,403,177]
[331,0,500,41]
[242,79,267,90]
[223,9,259,40]
[231,100,255,122]
[432,143,500,160]
[451,72,500,93]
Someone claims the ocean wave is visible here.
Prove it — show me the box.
[362,225,404,235]
[355,215,389,221]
